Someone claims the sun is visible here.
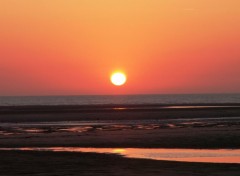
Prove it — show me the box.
[110,72,127,86]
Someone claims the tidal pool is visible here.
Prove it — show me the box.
[1,147,240,164]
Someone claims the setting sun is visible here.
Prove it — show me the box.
[110,72,127,86]
[0,1,240,175]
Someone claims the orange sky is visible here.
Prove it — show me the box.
[0,0,240,95]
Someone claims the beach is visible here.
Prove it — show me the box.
[2,0,240,174]
[1,150,240,176]
[0,104,240,175]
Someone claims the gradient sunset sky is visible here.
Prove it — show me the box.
[0,0,240,95]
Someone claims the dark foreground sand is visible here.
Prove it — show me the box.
[1,126,240,148]
[0,150,239,176]
[0,104,240,175]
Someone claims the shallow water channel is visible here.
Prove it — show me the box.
[1,147,240,164]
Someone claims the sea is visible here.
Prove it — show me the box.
[0,94,240,106]
[0,93,240,137]
[1,94,240,164]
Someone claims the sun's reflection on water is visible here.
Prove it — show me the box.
[112,148,126,154]
[1,147,240,164]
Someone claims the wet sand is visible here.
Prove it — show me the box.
[0,126,240,149]
[1,104,240,122]
[0,104,240,175]
[1,150,240,176]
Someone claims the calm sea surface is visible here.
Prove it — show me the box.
[0,94,240,106]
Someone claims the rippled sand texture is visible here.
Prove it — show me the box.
[0,104,240,175]
[0,117,240,149]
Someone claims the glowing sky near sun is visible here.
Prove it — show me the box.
[0,0,240,95]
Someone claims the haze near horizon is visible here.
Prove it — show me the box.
[0,0,240,96]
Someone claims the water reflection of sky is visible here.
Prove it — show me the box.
[1,147,240,164]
